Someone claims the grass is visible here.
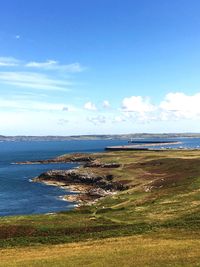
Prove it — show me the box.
[1,235,200,267]
[1,150,200,266]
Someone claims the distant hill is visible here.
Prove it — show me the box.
[0,133,200,141]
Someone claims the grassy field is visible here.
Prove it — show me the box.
[1,150,200,266]
[1,234,200,267]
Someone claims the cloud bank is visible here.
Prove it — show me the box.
[160,92,200,119]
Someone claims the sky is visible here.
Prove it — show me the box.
[1,0,200,135]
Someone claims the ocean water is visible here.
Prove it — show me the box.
[0,139,128,216]
[0,138,200,216]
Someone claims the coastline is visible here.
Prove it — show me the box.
[36,179,119,207]
[38,179,101,206]
[24,145,197,209]
[2,148,200,262]
[32,155,125,207]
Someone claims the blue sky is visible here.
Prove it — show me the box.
[1,0,200,135]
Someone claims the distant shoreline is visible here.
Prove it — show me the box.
[1,133,200,142]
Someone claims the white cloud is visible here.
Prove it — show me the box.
[84,101,97,111]
[26,60,85,73]
[0,56,85,73]
[0,56,85,92]
[87,115,106,125]
[113,116,126,123]
[103,100,110,108]
[0,72,71,91]
[2,87,200,135]
[120,93,200,122]
[159,92,200,119]
[122,96,155,114]
[0,57,20,67]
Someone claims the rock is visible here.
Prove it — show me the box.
[84,161,120,168]
[34,169,127,192]
[70,156,94,162]
[87,188,109,197]
[15,153,94,165]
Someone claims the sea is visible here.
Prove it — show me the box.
[0,138,200,217]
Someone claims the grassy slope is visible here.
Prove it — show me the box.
[1,150,200,266]
[1,235,200,267]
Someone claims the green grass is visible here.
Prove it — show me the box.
[1,150,200,265]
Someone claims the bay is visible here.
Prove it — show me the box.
[0,139,128,216]
[0,138,200,216]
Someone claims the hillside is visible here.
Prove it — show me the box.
[1,150,200,266]
[1,133,200,141]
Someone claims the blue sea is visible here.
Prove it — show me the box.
[0,138,200,216]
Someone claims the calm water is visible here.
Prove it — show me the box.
[0,139,129,216]
[0,138,200,216]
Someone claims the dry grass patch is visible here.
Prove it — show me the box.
[1,235,200,267]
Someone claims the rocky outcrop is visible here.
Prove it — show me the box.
[84,161,120,168]
[69,155,94,162]
[20,152,126,205]
[15,153,94,165]
[34,169,127,191]
[15,154,121,170]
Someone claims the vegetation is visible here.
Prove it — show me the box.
[1,150,200,266]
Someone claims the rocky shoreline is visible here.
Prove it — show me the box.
[31,154,127,206]
[14,153,94,165]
